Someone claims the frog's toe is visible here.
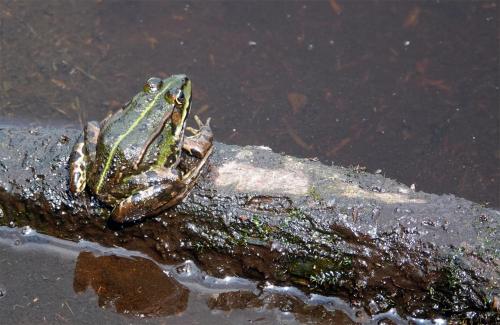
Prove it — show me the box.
[193,115,202,127]
[193,115,211,129]
[186,126,199,135]
[186,116,212,136]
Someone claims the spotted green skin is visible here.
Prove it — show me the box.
[69,75,213,223]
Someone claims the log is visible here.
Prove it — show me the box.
[0,126,498,321]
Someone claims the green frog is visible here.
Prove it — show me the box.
[69,75,213,223]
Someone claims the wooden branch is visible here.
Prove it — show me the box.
[0,126,498,320]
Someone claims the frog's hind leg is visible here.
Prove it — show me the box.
[110,148,212,224]
[110,169,184,223]
[69,121,100,194]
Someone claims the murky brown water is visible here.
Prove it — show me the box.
[0,227,370,324]
[0,0,498,323]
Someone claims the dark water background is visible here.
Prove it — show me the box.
[0,1,498,323]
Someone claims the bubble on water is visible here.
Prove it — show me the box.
[21,226,32,235]
[175,260,198,277]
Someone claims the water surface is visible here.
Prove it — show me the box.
[0,1,498,323]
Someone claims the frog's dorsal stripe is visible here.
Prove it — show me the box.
[95,81,174,193]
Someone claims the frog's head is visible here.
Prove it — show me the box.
[142,74,192,127]
[132,74,193,167]
[106,75,193,171]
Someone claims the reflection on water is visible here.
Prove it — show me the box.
[0,226,418,324]
[73,252,189,317]
[207,291,357,325]
[72,251,362,323]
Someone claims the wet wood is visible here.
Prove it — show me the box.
[0,126,497,321]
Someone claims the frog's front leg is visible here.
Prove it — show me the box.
[69,121,100,193]
[183,115,213,159]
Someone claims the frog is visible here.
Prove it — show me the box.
[69,74,213,223]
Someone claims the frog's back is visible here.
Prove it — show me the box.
[105,105,166,154]
[91,101,165,192]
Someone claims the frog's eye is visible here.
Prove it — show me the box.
[175,91,185,106]
[165,88,184,106]
[144,77,163,94]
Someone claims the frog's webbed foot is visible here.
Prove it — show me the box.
[183,115,213,159]
[69,121,100,194]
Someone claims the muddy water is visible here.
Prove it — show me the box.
[0,227,378,324]
[1,0,497,207]
[0,0,498,323]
